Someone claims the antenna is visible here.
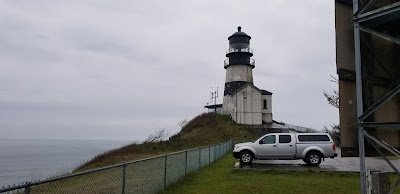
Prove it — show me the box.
[210,87,219,113]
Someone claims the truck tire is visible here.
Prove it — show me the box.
[305,151,322,166]
[239,150,254,165]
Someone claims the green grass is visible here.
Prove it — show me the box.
[162,154,395,194]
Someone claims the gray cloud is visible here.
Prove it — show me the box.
[0,0,338,140]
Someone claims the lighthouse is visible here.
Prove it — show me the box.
[222,27,273,125]
[224,26,255,84]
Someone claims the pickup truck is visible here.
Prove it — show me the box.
[233,133,337,166]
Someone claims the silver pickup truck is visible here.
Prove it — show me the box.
[233,133,337,166]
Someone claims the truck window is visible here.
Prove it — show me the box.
[298,135,330,142]
[260,135,276,144]
[279,135,291,143]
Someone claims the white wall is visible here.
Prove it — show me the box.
[261,95,273,123]
[223,85,263,125]
[207,107,223,114]
[262,113,272,123]
[225,65,253,83]
[222,95,235,116]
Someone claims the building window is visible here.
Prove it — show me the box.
[263,99,267,109]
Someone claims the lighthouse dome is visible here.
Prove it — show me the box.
[228,26,251,40]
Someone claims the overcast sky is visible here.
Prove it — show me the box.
[0,0,338,141]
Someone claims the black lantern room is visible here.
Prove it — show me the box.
[224,26,255,69]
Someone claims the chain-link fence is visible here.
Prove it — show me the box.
[0,140,232,194]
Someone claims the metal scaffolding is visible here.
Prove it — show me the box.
[352,0,400,193]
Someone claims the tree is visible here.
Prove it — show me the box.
[322,124,340,146]
[323,75,341,146]
[323,75,339,109]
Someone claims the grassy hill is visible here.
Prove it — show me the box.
[75,113,257,172]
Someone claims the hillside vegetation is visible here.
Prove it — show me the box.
[75,113,257,171]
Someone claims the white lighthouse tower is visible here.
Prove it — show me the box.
[224,26,254,84]
[222,27,273,125]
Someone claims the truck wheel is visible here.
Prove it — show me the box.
[306,151,322,166]
[239,150,254,165]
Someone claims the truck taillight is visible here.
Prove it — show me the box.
[332,144,336,151]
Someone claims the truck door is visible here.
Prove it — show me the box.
[254,135,278,159]
[276,134,296,159]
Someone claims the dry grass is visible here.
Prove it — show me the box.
[75,113,256,172]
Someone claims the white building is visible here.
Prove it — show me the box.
[222,27,273,125]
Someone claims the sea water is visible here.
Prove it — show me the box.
[0,139,130,187]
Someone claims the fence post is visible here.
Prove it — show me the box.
[214,145,216,160]
[217,144,220,159]
[198,148,201,168]
[24,184,30,194]
[121,163,126,194]
[221,143,223,155]
[164,155,168,189]
[208,146,211,164]
[185,151,188,174]
[219,144,221,157]
[218,144,220,158]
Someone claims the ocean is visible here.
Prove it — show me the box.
[0,139,130,187]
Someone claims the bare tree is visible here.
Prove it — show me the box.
[178,119,188,129]
[143,128,169,143]
[323,75,339,109]
[323,90,339,109]
[323,75,341,146]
